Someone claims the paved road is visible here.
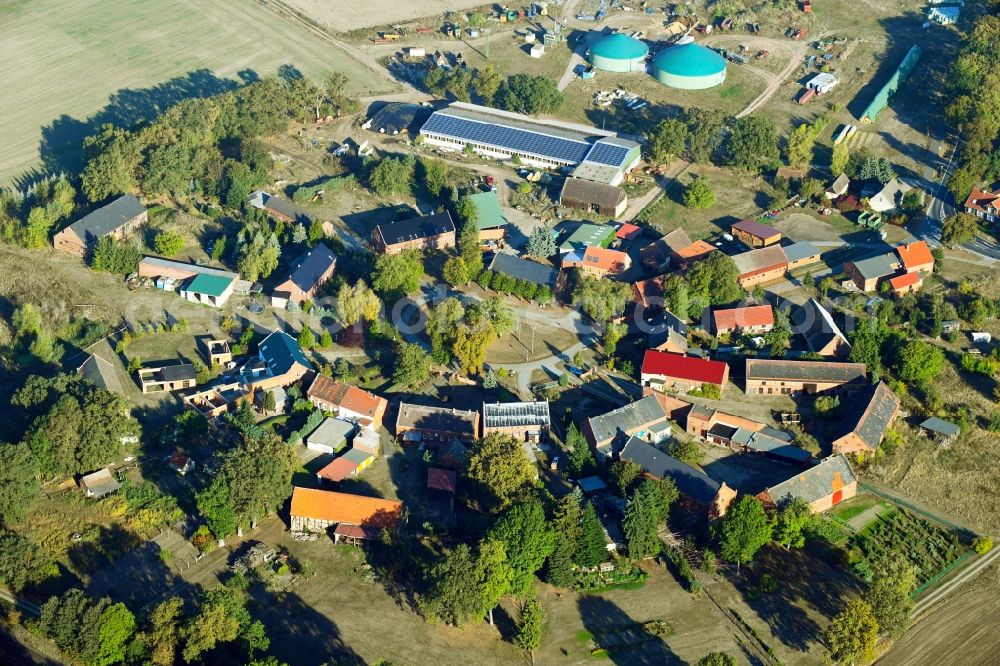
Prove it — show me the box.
[913,136,1000,261]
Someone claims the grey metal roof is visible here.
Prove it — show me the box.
[586,395,667,446]
[285,243,337,293]
[766,455,856,505]
[850,252,899,280]
[487,253,558,286]
[782,241,821,263]
[732,245,788,276]
[620,437,720,503]
[920,416,960,437]
[77,354,124,394]
[376,212,455,246]
[482,401,550,429]
[64,194,145,245]
[744,432,813,463]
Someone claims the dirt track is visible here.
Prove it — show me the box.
[702,35,809,118]
[878,556,1000,666]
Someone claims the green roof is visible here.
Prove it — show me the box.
[653,43,727,77]
[468,191,508,230]
[560,223,617,252]
[186,272,235,298]
[591,33,649,61]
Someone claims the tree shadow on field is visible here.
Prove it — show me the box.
[249,589,366,666]
[577,595,685,665]
[36,68,259,180]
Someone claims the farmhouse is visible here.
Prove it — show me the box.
[782,241,822,270]
[467,191,509,242]
[731,219,782,248]
[248,190,311,224]
[54,194,147,257]
[241,330,313,392]
[562,245,631,276]
[482,401,551,442]
[963,186,1000,223]
[640,228,690,271]
[867,178,912,213]
[674,240,716,267]
[137,363,197,394]
[711,304,775,336]
[844,252,900,292]
[559,178,628,218]
[647,310,688,354]
[632,275,664,309]
[582,394,670,458]
[306,375,387,430]
[419,102,641,185]
[305,418,356,455]
[271,243,337,307]
[487,252,559,288]
[685,404,765,440]
[792,298,850,357]
[559,222,618,253]
[832,382,901,455]
[620,437,736,518]
[371,212,456,254]
[289,487,403,541]
[888,270,922,296]
[640,350,729,392]
[395,402,479,443]
[757,455,857,513]
[744,359,867,396]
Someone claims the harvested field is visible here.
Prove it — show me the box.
[0,0,397,183]
[282,0,489,32]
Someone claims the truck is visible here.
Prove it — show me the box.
[797,88,816,104]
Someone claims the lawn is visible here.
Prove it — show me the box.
[829,493,883,523]
[0,0,398,182]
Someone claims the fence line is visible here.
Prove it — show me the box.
[912,551,974,598]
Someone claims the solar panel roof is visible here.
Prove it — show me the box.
[421,112,591,164]
[584,141,631,167]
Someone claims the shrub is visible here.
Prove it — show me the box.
[973,536,994,555]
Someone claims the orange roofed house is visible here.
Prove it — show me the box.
[562,245,632,277]
[757,455,857,513]
[289,487,404,543]
[307,375,387,430]
[895,240,935,275]
[711,304,775,336]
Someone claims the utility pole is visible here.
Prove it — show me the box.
[486,27,491,59]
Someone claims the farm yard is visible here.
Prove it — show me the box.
[0,0,398,184]
[282,0,492,32]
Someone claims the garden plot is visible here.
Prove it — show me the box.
[849,508,965,587]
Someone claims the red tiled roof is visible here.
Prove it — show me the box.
[427,467,457,493]
[616,223,642,240]
[963,187,1000,214]
[169,452,190,468]
[317,457,360,482]
[712,305,775,332]
[732,219,781,240]
[290,487,402,527]
[632,275,664,307]
[582,246,630,273]
[889,271,921,291]
[895,241,934,271]
[308,375,386,417]
[641,350,728,386]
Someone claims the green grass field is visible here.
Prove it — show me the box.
[0,0,399,184]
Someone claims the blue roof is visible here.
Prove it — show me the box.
[259,330,313,376]
[591,33,649,61]
[653,43,727,77]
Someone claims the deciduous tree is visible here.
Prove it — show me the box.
[773,497,814,550]
[466,433,536,513]
[715,495,772,570]
[825,598,878,665]
[488,499,555,595]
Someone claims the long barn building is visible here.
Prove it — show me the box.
[419,102,641,186]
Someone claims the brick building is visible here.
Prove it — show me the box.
[757,455,857,513]
[744,359,867,396]
[832,382,900,455]
[482,401,551,442]
[640,350,729,392]
[371,212,456,254]
[53,194,147,257]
